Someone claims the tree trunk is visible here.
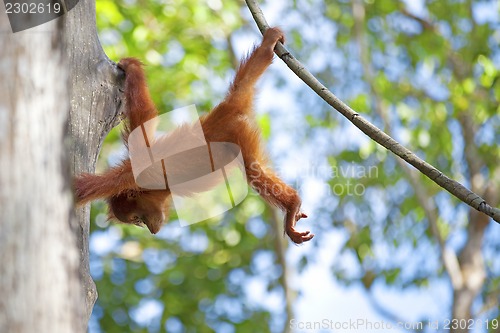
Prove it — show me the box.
[0,13,84,333]
[451,209,489,333]
[63,0,124,323]
[0,0,123,329]
[450,113,492,333]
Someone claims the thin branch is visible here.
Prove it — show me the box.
[358,271,421,333]
[474,288,500,317]
[366,292,421,333]
[400,8,436,31]
[226,34,239,70]
[244,0,500,224]
[270,209,294,333]
[400,8,471,80]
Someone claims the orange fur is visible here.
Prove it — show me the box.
[74,28,313,243]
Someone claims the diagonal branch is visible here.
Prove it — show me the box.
[244,0,500,224]
[366,291,421,333]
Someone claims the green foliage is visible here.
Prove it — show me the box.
[97,0,241,110]
[90,199,281,332]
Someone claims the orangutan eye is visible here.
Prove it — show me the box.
[131,215,145,228]
[127,191,139,199]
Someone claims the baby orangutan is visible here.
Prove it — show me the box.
[75,27,313,244]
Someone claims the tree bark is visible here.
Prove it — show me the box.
[62,0,124,323]
[452,213,488,331]
[0,12,84,333]
[450,114,492,332]
[0,0,124,329]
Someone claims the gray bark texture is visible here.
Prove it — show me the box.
[63,0,124,323]
[0,10,84,333]
[0,0,123,330]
